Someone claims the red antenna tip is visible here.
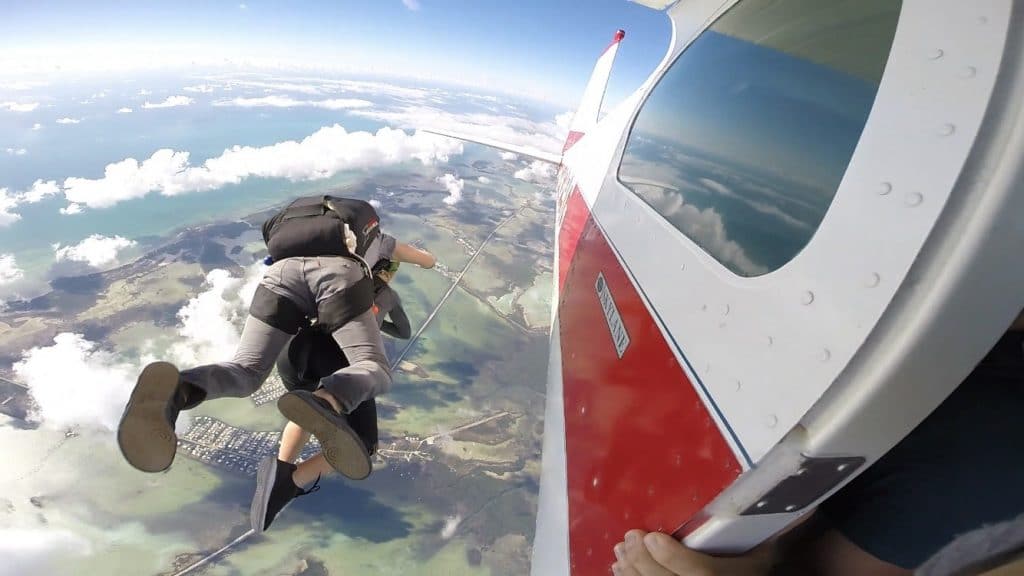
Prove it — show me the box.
[614,30,626,42]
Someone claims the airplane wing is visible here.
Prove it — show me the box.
[421,128,562,165]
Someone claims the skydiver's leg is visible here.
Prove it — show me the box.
[181,258,314,400]
[319,309,392,412]
[119,259,313,473]
[179,315,294,400]
[291,397,379,485]
[292,454,334,487]
[279,422,312,463]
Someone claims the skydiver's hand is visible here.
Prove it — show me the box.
[613,530,775,576]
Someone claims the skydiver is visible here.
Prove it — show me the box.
[612,309,1024,576]
[116,195,435,480]
[250,259,414,533]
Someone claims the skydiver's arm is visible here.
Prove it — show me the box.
[392,241,436,269]
[382,297,412,340]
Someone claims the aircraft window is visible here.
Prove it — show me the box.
[618,0,902,276]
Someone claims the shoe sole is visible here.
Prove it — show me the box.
[250,456,277,534]
[277,393,371,480]
[117,361,180,473]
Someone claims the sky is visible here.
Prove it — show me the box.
[0,0,672,107]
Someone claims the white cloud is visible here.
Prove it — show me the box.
[368,198,382,209]
[555,111,574,129]
[142,95,194,109]
[0,528,91,575]
[514,160,556,184]
[402,0,421,10]
[0,180,59,226]
[436,173,464,206]
[1,101,39,112]
[184,84,216,93]
[55,117,80,124]
[53,234,136,268]
[440,514,462,539]
[213,95,372,110]
[499,151,517,161]
[31,123,42,131]
[61,124,462,209]
[0,190,20,227]
[2,80,48,90]
[350,107,568,159]
[116,107,133,114]
[477,176,491,184]
[0,254,23,284]
[18,179,60,203]
[137,89,151,96]
[14,333,139,431]
[169,264,262,366]
[60,203,83,215]
[5,147,26,156]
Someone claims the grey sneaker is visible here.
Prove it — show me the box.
[250,456,320,533]
[276,390,372,480]
[117,362,183,473]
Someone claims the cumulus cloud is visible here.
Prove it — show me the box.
[169,264,262,366]
[53,234,136,268]
[402,0,421,10]
[0,528,91,575]
[13,333,140,431]
[31,123,42,131]
[0,190,20,226]
[60,203,83,215]
[19,179,60,203]
[116,107,133,114]
[477,176,491,184]
[499,151,517,161]
[436,173,464,206]
[514,160,556,183]
[0,254,23,284]
[213,95,372,110]
[1,101,39,112]
[641,186,766,276]
[0,180,59,225]
[184,84,216,93]
[5,147,26,156]
[61,125,462,209]
[55,117,80,124]
[368,198,382,209]
[142,95,194,109]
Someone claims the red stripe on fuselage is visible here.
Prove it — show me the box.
[558,204,742,575]
[558,186,589,290]
[562,130,585,153]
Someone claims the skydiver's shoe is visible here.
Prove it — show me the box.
[250,456,320,533]
[276,390,372,480]
[117,362,204,473]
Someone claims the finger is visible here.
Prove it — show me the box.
[612,559,641,576]
[622,531,677,576]
[643,532,716,575]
